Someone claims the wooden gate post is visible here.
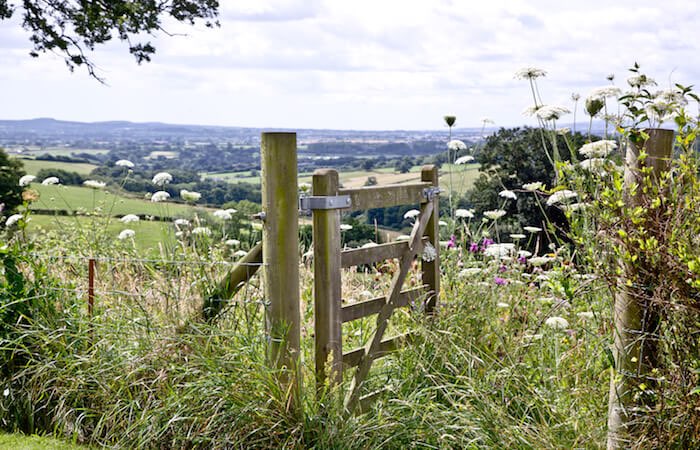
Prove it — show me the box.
[260,132,301,411]
[421,165,440,313]
[312,169,344,393]
[607,128,674,449]
[88,258,96,317]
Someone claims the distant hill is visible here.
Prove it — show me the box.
[0,117,608,146]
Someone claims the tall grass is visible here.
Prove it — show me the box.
[2,234,613,448]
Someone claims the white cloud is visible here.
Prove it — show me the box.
[0,0,699,129]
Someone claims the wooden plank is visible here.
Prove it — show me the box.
[203,241,263,322]
[339,182,431,212]
[312,168,344,391]
[421,165,440,314]
[341,286,426,323]
[344,201,434,413]
[340,238,427,268]
[358,387,390,414]
[260,132,301,411]
[342,332,414,368]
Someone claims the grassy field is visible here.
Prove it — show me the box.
[204,164,481,195]
[29,214,177,251]
[16,158,98,176]
[8,146,109,157]
[29,184,207,218]
[0,433,85,450]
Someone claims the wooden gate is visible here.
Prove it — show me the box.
[309,165,440,413]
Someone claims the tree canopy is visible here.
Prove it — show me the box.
[464,127,587,243]
[1,0,219,80]
[0,148,25,217]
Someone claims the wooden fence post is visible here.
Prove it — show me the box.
[202,241,263,322]
[88,258,96,317]
[421,165,440,313]
[260,132,301,412]
[312,169,343,394]
[607,128,674,449]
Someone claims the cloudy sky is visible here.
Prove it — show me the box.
[1,0,699,130]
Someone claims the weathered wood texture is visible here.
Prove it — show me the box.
[421,165,440,313]
[340,238,427,268]
[261,132,301,411]
[312,169,344,390]
[339,182,431,212]
[607,129,674,450]
[203,241,263,322]
[341,286,426,323]
[342,332,415,368]
[344,200,434,413]
[311,166,440,414]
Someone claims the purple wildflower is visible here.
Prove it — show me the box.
[517,255,528,264]
[494,276,508,286]
[498,265,507,273]
[469,242,480,253]
[482,238,495,247]
[447,235,456,249]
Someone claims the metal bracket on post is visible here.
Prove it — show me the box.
[299,195,351,214]
[423,187,442,201]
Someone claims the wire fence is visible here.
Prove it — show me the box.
[25,252,269,327]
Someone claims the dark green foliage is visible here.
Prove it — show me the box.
[395,157,414,174]
[1,0,219,79]
[35,168,84,186]
[0,148,25,217]
[465,127,588,242]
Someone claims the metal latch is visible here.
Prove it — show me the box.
[299,195,352,212]
[423,187,442,200]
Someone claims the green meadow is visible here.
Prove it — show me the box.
[29,184,207,218]
[17,158,98,176]
[28,214,177,251]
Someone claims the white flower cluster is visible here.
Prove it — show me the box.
[213,208,237,220]
[150,191,170,202]
[192,227,211,235]
[627,74,656,88]
[152,172,173,186]
[41,177,60,185]
[514,67,547,80]
[118,229,135,240]
[403,209,420,220]
[455,208,475,219]
[19,175,36,186]
[421,242,437,262]
[83,180,106,189]
[546,190,578,207]
[483,209,506,220]
[180,189,202,202]
[535,105,570,121]
[522,181,543,191]
[120,214,140,223]
[115,159,135,168]
[5,213,24,227]
[578,140,617,159]
[545,316,569,330]
[447,139,467,151]
[484,243,515,258]
[498,189,517,200]
[645,88,688,125]
[587,86,622,101]
[454,155,475,165]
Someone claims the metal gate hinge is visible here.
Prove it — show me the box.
[423,187,441,200]
[299,195,352,212]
